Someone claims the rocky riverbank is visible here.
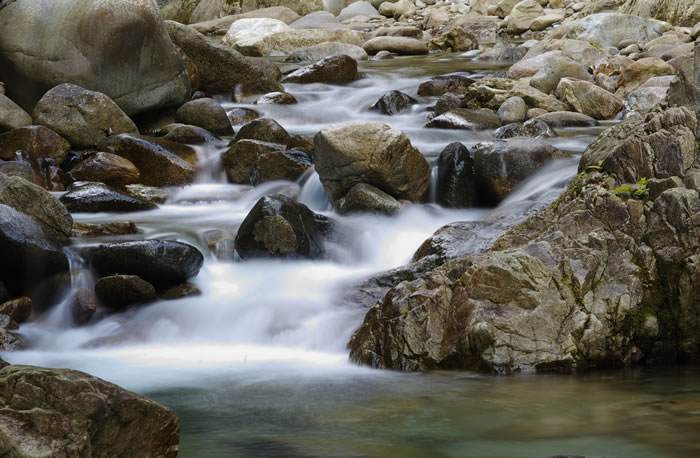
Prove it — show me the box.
[0,0,699,453]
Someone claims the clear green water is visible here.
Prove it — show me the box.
[146,365,700,457]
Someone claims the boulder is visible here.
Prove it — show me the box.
[507,50,567,80]
[285,42,368,62]
[369,90,417,115]
[221,140,312,185]
[160,283,202,300]
[535,111,598,127]
[625,85,670,114]
[88,240,204,287]
[94,274,157,310]
[412,221,503,263]
[255,91,298,104]
[363,37,428,55]
[462,78,569,113]
[336,183,402,215]
[32,84,138,149]
[549,13,670,49]
[71,221,139,238]
[175,98,233,135]
[192,7,301,35]
[349,106,700,373]
[621,0,700,27]
[555,78,624,120]
[235,118,291,145]
[521,38,607,69]
[0,94,31,133]
[0,365,179,457]
[497,96,528,124]
[621,57,675,93]
[494,0,518,17]
[240,0,322,16]
[426,108,501,130]
[471,138,564,205]
[313,121,430,204]
[432,93,462,116]
[59,182,157,213]
[436,142,476,208]
[0,296,31,324]
[282,54,358,84]
[427,27,479,53]
[337,1,378,22]
[289,11,337,29]
[529,13,565,31]
[0,175,72,242]
[0,0,189,115]
[223,18,291,52]
[162,0,240,24]
[68,152,140,188]
[529,55,594,94]
[372,26,423,39]
[0,161,34,184]
[507,0,544,34]
[0,204,68,295]
[228,108,261,125]
[165,20,282,95]
[234,194,328,259]
[418,74,474,96]
[226,26,368,57]
[0,126,70,163]
[100,134,197,187]
[157,123,221,144]
[494,118,555,139]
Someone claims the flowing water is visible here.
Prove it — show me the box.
[4,54,699,456]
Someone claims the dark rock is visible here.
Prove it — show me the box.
[160,283,202,300]
[0,281,7,304]
[0,365,179,457]
[370,90,417,115]
[59,182,157,213]
[432,92,463,116]
[221,140,312,185]
[535,111,600,128]
[234,118,291,145]
[71,221,139,238]
[67,288,97,325]
[336,183,402,214]
[0,296,31,324]
[0,126,70,164]
[228,107,261,125]
[235,194,328,259]
[0,175,73,242]
[426,108,501,130]
[0,204,69,296]
[282,54,358,84]
[68,152,140,188]
[100,134,197,187]
[175,98,233,135]
[156,123,220,144]
[88,240,204,287]
[255,91,298,104]
[418,74,474,96]
[495,118,555,139]
[95,275,158,310]
[32,83,139,148]
[436,142,476,208]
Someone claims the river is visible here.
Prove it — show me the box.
[4,54,699,457]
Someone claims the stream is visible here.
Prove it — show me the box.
[3,54,699,457]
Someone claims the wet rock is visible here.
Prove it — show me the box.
[495,118,555,139]
[59,182,157,213]
[0,319,22,351]
[370,90,417,115]
[507,0,544,34]
[0,126,70,163]
[427,27,478,53]
[0,365,180,457]
[0,204,69,295]
[313,121,430,204]
[228,108,261,125]
[0,296,31,324]
[550,13,669,49]
[436,142,476,208]
[68,152,140,189]
[363,37,428,56]
[221,140,312,185]
[88,240,204,287]
[234,194,328,259]
[165,20,282,95]
[71,221,139,238]
[255,91,298,104]
[412,221,503,262]
[0,94,31,133]
[472,138,564,205]
[282,54,358,84]
[0,0,189,115]
[535,111,599,128]
[418,75,474,97]
[621,57,675,93]
[0,175,73,242]
[234,118,291,145]
[555,78,624,120]
[125,184,170,204]
[160,283,202,300]
[285,42,368,62]
[175,98,234,135]
[497,96,528,124]
[336,183,402,215]
[426,108,501,130]
[95,275,157,310]
[432,93,462,116]
[529,55,594,94]
[67,288,97,325]
[32,84,138,149]
[100,134,197,187]
[157,123,220,144]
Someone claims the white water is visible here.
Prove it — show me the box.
[5,55,587,392]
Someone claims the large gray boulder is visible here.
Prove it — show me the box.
[0,0,189,115]
[621,0,700,27]
[0,94,31,133]
[0,365,179,457]
[32,84,138,148]
[313,122,430,206]
[555,78,624,120]
[348,106,700,373]
[549,13,671,49]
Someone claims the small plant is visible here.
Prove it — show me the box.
[614,177,648,199]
